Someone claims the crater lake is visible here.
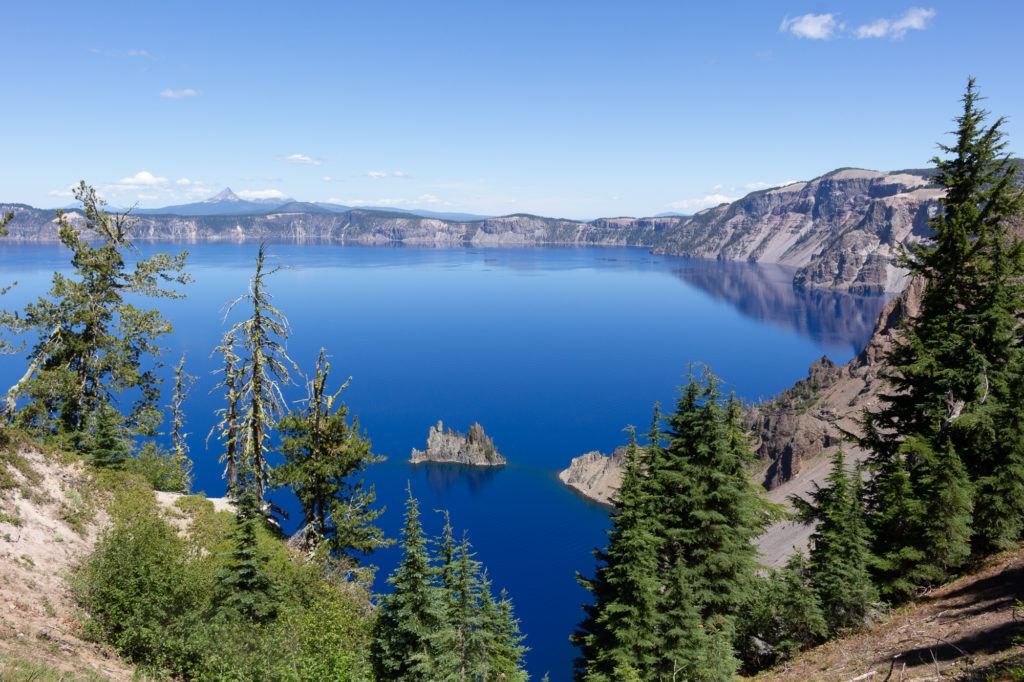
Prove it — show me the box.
[0,243,892,679]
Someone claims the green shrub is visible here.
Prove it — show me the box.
[73,475,375,680]
[73,486,203,663]
[124,441,191,493]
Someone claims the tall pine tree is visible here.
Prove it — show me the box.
[861,79,1024,597]
[791,450,877,633]
[276,348,387,559]
[573,427,662,680]
[371,488,440,681]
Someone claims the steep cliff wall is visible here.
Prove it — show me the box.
[0,166,944,293]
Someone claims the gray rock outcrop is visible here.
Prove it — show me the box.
[410,421,506,466]
[557,447,629,506]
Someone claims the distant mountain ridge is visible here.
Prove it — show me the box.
[8,163,1016,292]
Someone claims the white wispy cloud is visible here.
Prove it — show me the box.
[284,153,321,166]
[855,7,935,39]
[90,47,154,59]
[779,13,842,40]
[160,88,199,99]
[109,171,170,191]
[668,193,738,212]
[237,189,287,200]
[365,170,410,179]
[48,186,76,199]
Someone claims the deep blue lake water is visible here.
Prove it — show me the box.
[0,243,890,679]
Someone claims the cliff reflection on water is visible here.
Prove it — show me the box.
[415,462,502,497]
[673,259,893,355]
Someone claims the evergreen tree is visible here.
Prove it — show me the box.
[577,371,772,681]
[861,80,1024,596]
[574,427,661,680]
[488,586,529,682]
[973,353,1024,551]
[791,450,877,632]
[654,371,769,622]
[658,561,737,682]
[276,348,387,558]
[741,554,827,668]
[214,466,276,623]
[166,353,195,493]
[0,183,190,436]
[209,330,243,492]
[0,213,16,357]
[223,243,295,501]
[773,553,828,656]
[371,487,440,681]
[84,403,131,468]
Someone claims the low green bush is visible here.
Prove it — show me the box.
[72,479,374,681]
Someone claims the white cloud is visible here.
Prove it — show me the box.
[48,186,76,198]
[779,13,842,40]
[365,170,410,179]
[237,189,287,200]
[744,181,773,191]
[160,88,199,99]
[89,47,154,59]
[109,171,170,191]
[669,193,738,212]
[855,7,935,39]
[322,176,333,182]
[284,153,321,166]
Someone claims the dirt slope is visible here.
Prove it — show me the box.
[0,444,134,680]
[756,546,1024,681]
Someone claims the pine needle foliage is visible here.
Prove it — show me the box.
[576,368,775,681]
[861,79,1024,598]
[222,243,296,501]
[791,450,877,633]
[372,490,529,681]
[209,330,243,492]
[276,347,388,559]
[0,182,190,437]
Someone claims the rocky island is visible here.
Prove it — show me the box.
[410,421,506,466]
[558,447,630,506]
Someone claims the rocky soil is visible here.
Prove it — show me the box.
[410,421,506,466]
[754,545,1024,681]
[0,445,134,680]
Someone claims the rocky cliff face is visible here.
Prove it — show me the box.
[410,421,506,466]
[555,277,924,509]
[0,166,946,292]
[654,169,942,293]
[557,447,629,506]
[748,276,924,489]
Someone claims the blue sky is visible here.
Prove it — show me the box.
[2,1,1021,218]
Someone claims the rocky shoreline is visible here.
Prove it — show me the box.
[557,447,629,506]
[410,421,506,466]
[556,278,924,508]
[0,164,956,293]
